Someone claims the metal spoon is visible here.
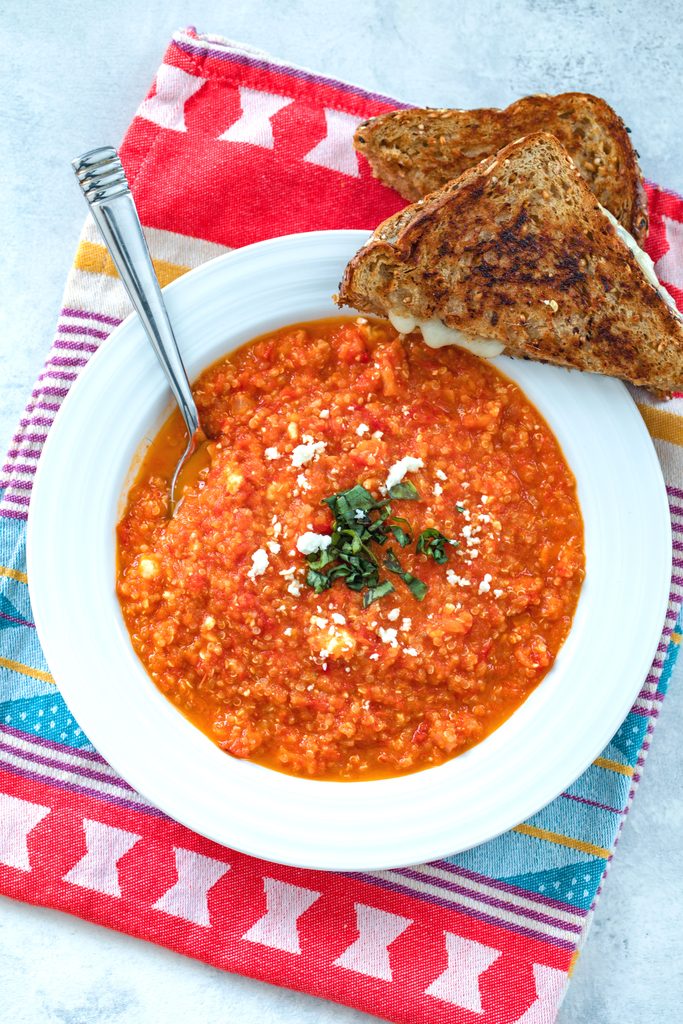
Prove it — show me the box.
[72,146,204,514]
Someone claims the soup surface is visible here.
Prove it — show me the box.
[117,317,584,780]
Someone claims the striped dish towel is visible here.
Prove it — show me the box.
[1,29,682,1024]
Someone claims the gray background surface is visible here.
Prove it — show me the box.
[1,1,682,1021]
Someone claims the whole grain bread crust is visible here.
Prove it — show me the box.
[339,132,682,395]
[355,92,649,245]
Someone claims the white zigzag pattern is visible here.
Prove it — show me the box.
[425,932,501,1011]
[137,64,206,132]
[655,215,683,291]
[242,878,321,952]
[334,903,412,981]
[0,793,50,871]
[153,847,231,926]
[218,86,293,148]
[62,819,141,896]
[303,108,363,177]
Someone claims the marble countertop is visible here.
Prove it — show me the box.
[1,1,682,1021]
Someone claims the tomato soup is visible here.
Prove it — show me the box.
[117,318,584,780]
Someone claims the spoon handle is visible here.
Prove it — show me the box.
[71,147,200,442]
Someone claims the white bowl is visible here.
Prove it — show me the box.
[28,230,671,871]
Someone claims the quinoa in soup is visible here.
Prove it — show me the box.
[117,317,584,780]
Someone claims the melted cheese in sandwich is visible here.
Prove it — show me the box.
[600,206,680,315]
[388,312,505,358]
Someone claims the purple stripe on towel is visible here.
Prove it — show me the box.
[61,307,122,326]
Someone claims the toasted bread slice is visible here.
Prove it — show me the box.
[338,133,683,395]
[355,93,648,244]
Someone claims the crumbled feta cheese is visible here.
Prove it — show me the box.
[387,607,401,622]
[279,565,296,578]
[291,439,326,467]
[356,423,370,436]
[401,617,412,632]
[478,573,492,595]
[296,472,311,492]
[378,627,399,647]
[470,549,479,558]
[296,532,332,555]
[287,422,298,439]
[404,647,418,657]
[372,430,384,440]
[433,482,443,497]
[446,570,471,587]
[311,615,328,629]
[369,652,380,661]
[354,509,366,520]
[436,469,447,481]
[138,556,159,579]
[302,434,314,443]
[283,627,293,637]
[479,513,491,524]
[481,495,489,504]
[264,447,280,460]
[287,579,302,597]
[247,549,269,581]
[461,525,473,539]
[319,409,330,418]
[384,456,424,492]
[493,589,504,599]
[267,540,281,554]
[272,520,282,537]
[331,612,346,625]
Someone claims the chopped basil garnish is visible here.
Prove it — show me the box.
[390,517,413,548]
[301,475,463,606]
[323,484,377,523]
[363,580,396,608]
[416,528,455,565]
[384,548,428,601]
[306,567,332,593]
[303,483,428,606]
[388,480,420,501]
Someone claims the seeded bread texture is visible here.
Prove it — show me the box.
[355,93,648,244]
[338,133,683,395]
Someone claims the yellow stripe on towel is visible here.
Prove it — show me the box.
[0,565,28,584]
[637,404,683,447]
[593,756,634,777]
[0,656,54,685]
[74,240,189,288]
[512,823,611,860]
